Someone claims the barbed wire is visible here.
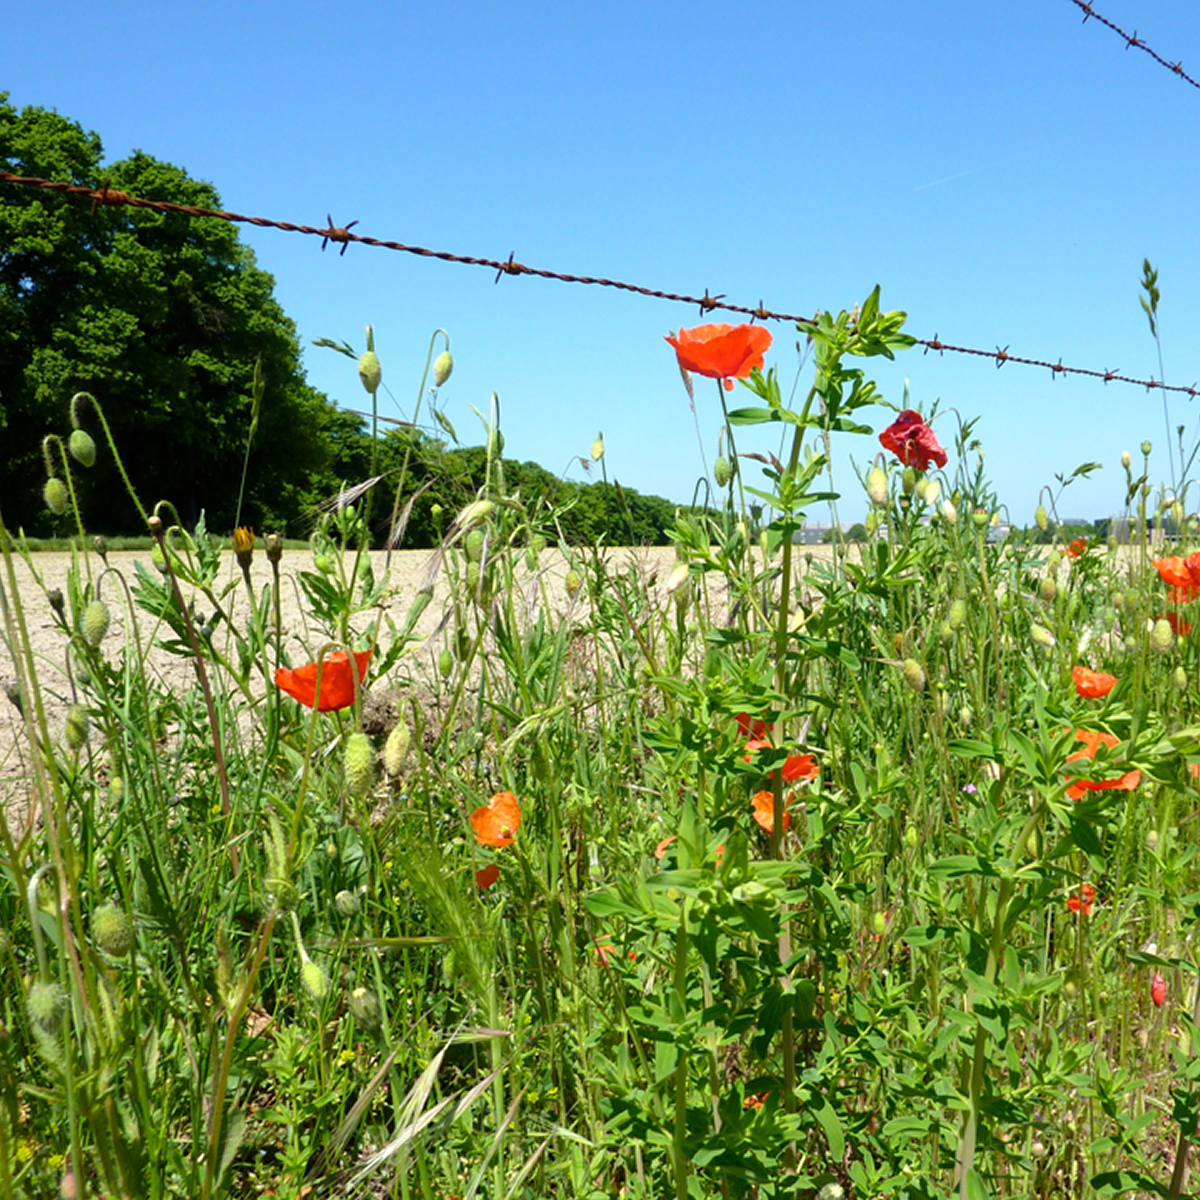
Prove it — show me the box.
[1068,0,1200,92]
[2,169,1197,399]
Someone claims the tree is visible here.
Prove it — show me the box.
[0,96,339,535]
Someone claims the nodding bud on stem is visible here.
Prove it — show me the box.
[1151,618,1175,655]
[384,719,411,777]
[69,429,96,468]
[901,659,926,693]
[1121,450,1132,469]
[148,515,163,537]
[433,350,454,387]
[591,433,605,462]
[265,533,283,564]
[43,478,68,516]
[1034,505,1049,532]
[867,467,888,506]
[358,351,382,395]
[82,600,110,648]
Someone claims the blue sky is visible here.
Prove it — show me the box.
[7,0,1200,524]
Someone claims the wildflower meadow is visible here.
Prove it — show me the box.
[6,287,1200,1200]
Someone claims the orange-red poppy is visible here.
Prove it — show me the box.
[1066,537,1088,559]
[665,324,772,391]
[470,791,522,847]
[1153,553,1200,589]
[274,650,371,711]
[781,753,819,783]
[1166,611,1194,636]
[475,863,500,890]
[752,789,792,834]
[735,712,772,739]
[878,410,948,472]
[1072,666,1116,699]
[1064,729,1141,800]
[1066,882,1096,916]
[655,835,677,861]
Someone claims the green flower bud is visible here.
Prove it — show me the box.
[438,647,454,677]
[1121,450,1131,469]
[902,658,926,693]
[1034,504,1049,532]
[343,733,375,798]
[465,528,486,563]
[26,981,66,1035]
[92,903,134,957]
[1031,624,1055,648]
[591,433,605,462]
[384,719,410,777]
[301,957,329,1002]
[68,429,96,468]
[865,510,879,536]
[82,600,110,648]
[358,351,382,394]
[1142,441,1153,457]
[48,588,65,617]
[453,628,471,662]
[433,350,454,387]
[64,704,89,750]
[43,478,68,516]
[872,911,887,936]
[92,535,108,562]
[334,889,361,918]
[941,499,958,525]
[265,533,283,564]
[564,569,582,598]
[1040,577,1057,603]
[524,544,539,572]
[1174,666,1188,691]
[349,985,382,1032]
[959,705,972,726]
[939,619,954,643]
[948,598,967,630]
[904,825,919,849]
[901,467,916,496]
[456,499,494,529]
[866,467,888,506]
[1151,618,1175,655]
[666,563,690,596]
[713,456,733,488]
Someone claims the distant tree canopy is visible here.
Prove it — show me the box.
[0,95,337,535]
[0,97,680,546]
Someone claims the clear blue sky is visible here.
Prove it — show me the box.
[8,0,1200,524]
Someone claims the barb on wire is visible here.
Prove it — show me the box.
[1,169,1196,401]
[1068,1,1200,92]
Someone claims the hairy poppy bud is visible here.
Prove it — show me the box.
[438,647,454,677]
[1151,618,1175,655]
[591,433,605,462]
[68,429,96,468]
[349,985,382,1032]
[904,825,919,849]
[901,467,916,496]
[384,719,410,776]
[865,510,879,536]
[666,563,690,595]
[714,456,733,488]
[1040,577,1057,603]
[301,957,329,1002]
[1035,505,1049,532]
[565,569,582,598]
[923,479,941,505]
[866,467,888,506]
[92,903,134,957]
[48,588,65,617]
[939,619,954,643]
[43,478,68,516]
[64,704,89,750]
[343,733,375,798]
[26,981,66,1035]
[465,529,485,563]
[334,889,361,917]
[456,499,495,530]
[948,599,967,631]
[358,351,382,394]
[1031,624,1055,648]
[92,535,108,563]
[1121,450,1131,469]
[433,350,454,387]
[82,600,110,648]
[1175,666,1188,691]
[941,499,958,525]
[901,659,926,693]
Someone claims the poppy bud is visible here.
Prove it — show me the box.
[454,628,471,662]
[68,429,97,469]
[358,351,382,395]
[343,733,375,798]
[902,658,926,693]
[465,529,486,564]
[349,985,382,1032]
[904,825,919,849]
[972,508,989,528]
[941,499,958,525]
[1175,666,1188,691]
[1147,830,1160,852]
[26,981,66,1035]
[334,889,361,917]
[1040,577,1057,603]
[1152,972,1166,1007]
[591,433,605,462]
[43,478,68,516]
[948,599,967,630]
[565,569,582,598]
[959,705,972,726]
[666,563,690,596]
[384,719,410,777]
[866,467,888,506]
[82,600,110,648]
[64,704,89,750]
[301,957,329,1002]
[872,911,887,936]
[1031,624,1055,648]
[901,467,916,496]
[939,619,954,643]
[1121,450,1131,469]
[433,350,454,387]
[924,479,941,505]
[1035,505,1049,532]
[92,903,134,957]
[438,647,454,677]
[1151,618,1175,655]
[714,456,733,488]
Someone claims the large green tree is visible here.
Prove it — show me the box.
[0,95,340,535]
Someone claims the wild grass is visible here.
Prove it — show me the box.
[4,299,1200,1200]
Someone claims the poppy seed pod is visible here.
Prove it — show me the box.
[1142,441,1153,457]
[343,733,375,798]
[43,478,68,516]
[867,467,888,506]
[901,659,926,693]
[384,719,411,777]
[82,600,110,648]
[69,429,96,468]
[357,350,382,394]
[64,704,89,750]
[1151,618,1175,655]
[433,350,454,387]
[92,903,134,957]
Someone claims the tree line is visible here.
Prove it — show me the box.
[0,96,676,547]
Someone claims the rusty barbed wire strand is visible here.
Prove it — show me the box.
[2,170,1197,399]
[1068,0,1200,92]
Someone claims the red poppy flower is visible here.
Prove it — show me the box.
[475,863,500,890]
[595,939,615,967]
[1166,611,1194,636]
[878,411,948,472]
[736,713,773,739]
[1154,554,1200,589]
[1064,729,1141,800]
[665,324,772,391]
[781,753,819,783]
[1066,882,1096,916]
[742,738,774,759]
[1152,972,1166,1008]
[745,1092,768,1111]
[470,791,522,847]
[655,835,677,861]
[752,789,792,834]
[1066,537,1088,559]
[274,650,372,711]
[1072,666,1116,699]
